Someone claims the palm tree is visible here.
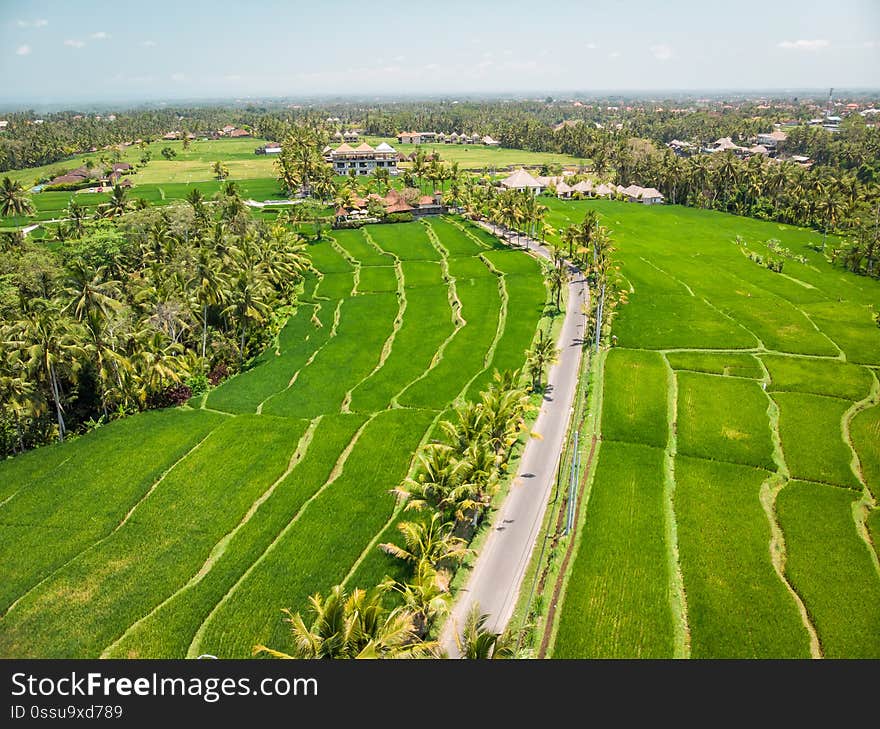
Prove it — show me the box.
[212,161,229,181]
[100,184,130,218]
[63,262,122,322]
[393,443,471,519]
[547,261,567,312]
[526,328,559,391]
[454,604,516,659]
[7,304,84,442]
[379,513,470,572]
[0,176,35,217]
[67,200,88,237]
[188,247,227,360]
[386,562,451,638]
[254,583,434,659]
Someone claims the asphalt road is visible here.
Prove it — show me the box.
[440,232,588,657]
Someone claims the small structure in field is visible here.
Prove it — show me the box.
[500,168,544,194]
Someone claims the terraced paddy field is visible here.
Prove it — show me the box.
[0,217,547,658]
[547,199,880,659]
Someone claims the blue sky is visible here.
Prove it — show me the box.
[1,0,878,104]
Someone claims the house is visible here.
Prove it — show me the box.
[749,144,770,156]
[571,180,593,196]
[396,131,436,144]
[500,168,544,194]
[228,128,250,138]
[535,175,564,188]
[756,130,787,150]
[162,131,180,140]
[554,180,573,198]
[634,187,664,204]
[47,167,93,186]
[592,183,615,197]
[329,141,399,176]
[704,137,749,156]
[221,125,236,135]
[413,193,445,217]
[343,130,359,142]
[482,135,501,146]
[667,139,697,157]
[255,143,282,155]
[0,120,7,131]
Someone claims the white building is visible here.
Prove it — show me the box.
[329,141,399,176]
[500,168,544,194]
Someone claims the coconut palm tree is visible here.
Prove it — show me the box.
[0,176,35,217]
[6,304,85,442]
[547,261,567,312]
[67,200,88,237]
[212,161,229,181]
[100,184,130,218]
[385,561,451,638]
[188,246,227,360]
[379,512,470,572]
[454,604,516,659]
[526,328,559,392]
[254,583,434,659]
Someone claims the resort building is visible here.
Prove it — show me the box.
[254,143,282,155]
[329,141,399,176]
[482,135,501,146]
[756,130,787,150]
[500,168,544,194]
[397,131,437,144]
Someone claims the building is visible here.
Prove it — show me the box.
[228,128,250,138]
[482,135,501,146]
[255,143,282,155]
[0,120,7,131]
[667,139,697,157]
[756,130,787,151]
[397,131,437,144]
[499,168,544,194]
[329,141,399,176]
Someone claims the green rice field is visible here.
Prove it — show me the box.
[549,199,880,659]
[0,217,547,658]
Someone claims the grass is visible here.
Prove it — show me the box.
[674,456,810,657]
[600,349,668,448]
[762,355,873,401]
[366,222,441,261]
[851,403,880,501]
[772,392,861,489]
[0,415,306,658]
[400,260,445,288]
[331,229,395,267]
[398,274,502,408]
[194,408,436,658]
[676,371,775,470]
[365,136,588,170]
[777,480,880,658]
[349,284,453,413]
[613,293,758,350]
[103,413,366,658]
[428,218,491,257]
[0,409,225,614]
[356,266,399,293]
[552,442,675,658]
[665,351,764,379]
[262,292,399,418]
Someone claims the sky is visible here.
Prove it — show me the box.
[1,0,879,106]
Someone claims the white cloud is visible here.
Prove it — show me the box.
[34,19,48,27]
[140,40,158,48]
[170,72,185,82]
[609,51,621,59]
[777,39,830,51]
[17,18,48,28]
[650,44,673,61]
[224,74,242,81]
[392,54,405,62]
[64,39,86,48]
[90,31,110,40]
[863,40,878,48]
[15,44,31,56]
[585,42,598,50]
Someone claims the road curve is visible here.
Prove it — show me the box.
[440,231,588,657]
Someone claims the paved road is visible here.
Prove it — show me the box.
[440,230,588,656]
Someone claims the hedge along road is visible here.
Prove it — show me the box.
[440,230,589,656]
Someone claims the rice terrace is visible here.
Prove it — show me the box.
[1,1,879,672]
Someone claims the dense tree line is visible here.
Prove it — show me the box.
[0,184,309,456]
